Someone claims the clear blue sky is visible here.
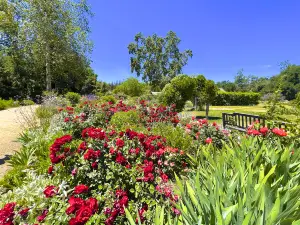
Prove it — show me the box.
[88,0,300,83]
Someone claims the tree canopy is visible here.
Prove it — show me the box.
[0,0,95,99]
[128,31,193,89]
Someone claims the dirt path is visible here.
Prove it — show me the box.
[0,105,38,177]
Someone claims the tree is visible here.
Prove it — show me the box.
[128,31,193,89]
[194,75,218,119]
[113,77,148,97]
[0,0,93,98]
[160,75,196,112]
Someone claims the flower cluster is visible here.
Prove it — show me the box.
[66,196,98,225]
[104,190,128,225]
[46,126,188,224]
[247,125,288,137]
[49,134,73,164]
[185,119,229,148]
[0,202,16,225]
[139,101,180,127]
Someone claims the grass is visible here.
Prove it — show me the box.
[181,104,267,124]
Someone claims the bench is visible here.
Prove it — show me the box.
[222,113,289,132]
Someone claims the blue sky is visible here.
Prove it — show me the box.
[88,0,300,83]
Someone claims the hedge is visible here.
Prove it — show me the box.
[212,91,260,106]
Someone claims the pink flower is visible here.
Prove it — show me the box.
[205,137,213,144]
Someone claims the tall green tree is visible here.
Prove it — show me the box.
[128,31,193,89]
[194,75,218,119]
[0,0,94,98]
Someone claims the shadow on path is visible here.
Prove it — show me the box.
[0,155,11,166]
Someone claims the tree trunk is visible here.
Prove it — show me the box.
[205,103,210,119]
[46,44,51,91]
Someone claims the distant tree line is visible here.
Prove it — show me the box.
[216,66,300,101]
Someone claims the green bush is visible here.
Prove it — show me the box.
[151,122,194,152]
[113,77,147,97]
[101,94,117,104]
[21,99,35,106]
[110,110,142,131]
[160,75,196,112]
[0,98,18,110]
[212,91,260,106]
[65,92,81,105]
[0,166,27,190]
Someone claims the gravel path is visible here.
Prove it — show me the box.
[0,106,38,177]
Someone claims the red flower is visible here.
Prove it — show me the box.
[37,209,48,222]
[48,165,53,174]
[66,197,85,215]
[115,152,127,165]
[0,202,16,225]
[272,128,287,137]
[74,184,89,194]
[85,198,98,213]
[161,173,168,182]
[116,138,124,148]
[75,206,93,224]
[64,117,70,122]
[259,127,269,135]
[91,162,98,169]
[44,185,57,198]
[205,137,213,144]
[19,208,30,217]
[247,129,261,136]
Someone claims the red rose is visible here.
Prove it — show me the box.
[272,128,287,137]
[91,162,98,169]
[74,184,89,194]
[116,138,124,148]
[66,197,85,215]
[48,165,53,174]
[85,198,98,213]
[37,209,48,222]
[259,127,269,135]
[75,206,93,223]
[247,129,261,136]
[44,185,57,198]
[19,208,30,217]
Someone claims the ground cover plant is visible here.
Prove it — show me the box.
[0,98,300,225]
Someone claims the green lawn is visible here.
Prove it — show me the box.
[181,104,267,124]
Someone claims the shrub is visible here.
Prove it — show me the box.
[151,123,194,152]
[0,98,18,110]
[185,118,229,149]
[101,95,117,104]
[113,77,147,97]
[41,128,188,224]
[110,110,142,132]
[21,99,35,106]
[65,92,81,106]
[159,75,196,112]
[212,91,260,106]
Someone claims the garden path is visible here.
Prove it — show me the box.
[0,105,37,177]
